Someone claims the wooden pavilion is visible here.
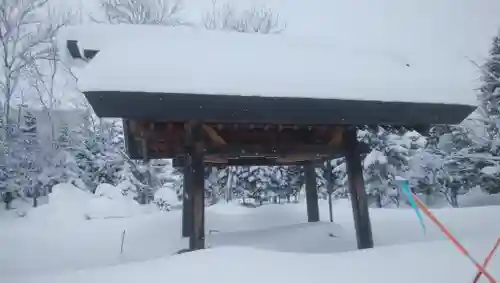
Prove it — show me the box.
[65,24,477,252]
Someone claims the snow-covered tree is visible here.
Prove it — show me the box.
[330,158,347,198]
[479,31,500,119]
[360,127,412,207]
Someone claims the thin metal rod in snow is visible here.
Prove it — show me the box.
[120,229,126,254]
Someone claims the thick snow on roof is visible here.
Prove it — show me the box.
[61,0,500,60]
[75,24,478,106]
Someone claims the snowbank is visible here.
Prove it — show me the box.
[5,238,499,283]
[26,183,153,221]
[87,183,150,219]
[459,189,500,207]
[154,185,181,207]
[50,183,93,206]
[207,201,255,215]
[2,197,500,278]
[85,196,147,220]
[95,183,125,200]
[28,183,94,220]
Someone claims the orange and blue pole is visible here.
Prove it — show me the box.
[473,238,500,283]
[410,191,496,283]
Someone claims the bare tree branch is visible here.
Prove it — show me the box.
[203,0,286,34]
[0,0,72,138]
[466,56,500,83]
[96,0,189,26]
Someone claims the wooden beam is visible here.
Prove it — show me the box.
[227,157,277,166]
[173,155,328,167]
[128,138,369,160]
[277,153,324,163]
[182,154,193,238]
[344,127,373,249]
[204,155,228,164]
[187,123,205,251]
[204,144,342,156]
[325,159,334,223]
[305,161,319,222]
[202,124,227,145]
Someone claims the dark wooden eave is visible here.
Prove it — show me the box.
[85,91,475,126]
[97,90,475,162]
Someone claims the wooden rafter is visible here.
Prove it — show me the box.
[202,124,227,145]
[328,127,344,146]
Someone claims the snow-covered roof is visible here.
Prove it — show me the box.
[70,24,479,106]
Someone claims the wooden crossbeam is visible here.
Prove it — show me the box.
[173,155,329,167]
[204,144,340,156]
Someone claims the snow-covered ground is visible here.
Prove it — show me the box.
[1,184,499,282]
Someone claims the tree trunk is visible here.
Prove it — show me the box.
[4,192,13,210]
[450,190,459,208]
[328,193,333,223]
[225,167,232,202]
[376,193,382,208]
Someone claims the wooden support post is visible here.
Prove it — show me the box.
[305,161,320,222]
[344,127,374,249]
[325,160,334,223]
[187,123,205,251]
[140,138,151,205]
[182,154,193,238]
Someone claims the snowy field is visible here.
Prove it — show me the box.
[0,184,499,282]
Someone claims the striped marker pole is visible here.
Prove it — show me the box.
[410,193,496,283]
[473,238,500,283]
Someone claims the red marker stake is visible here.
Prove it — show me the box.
[473,238,500,283]
[411,193,496,283]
